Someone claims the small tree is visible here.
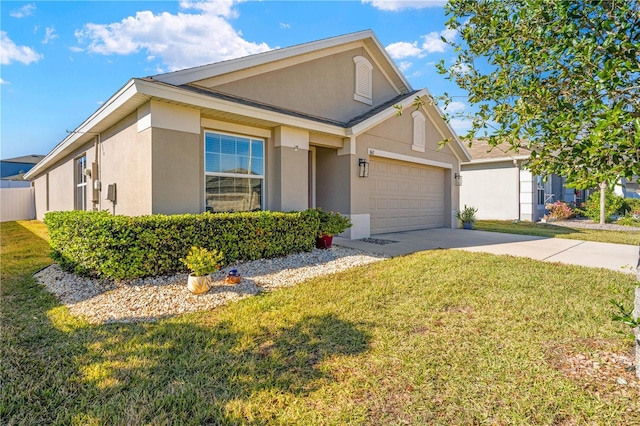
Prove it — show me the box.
[437,0,640,224]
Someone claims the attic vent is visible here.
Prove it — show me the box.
[412,111,426,152]
[353,56,373,105]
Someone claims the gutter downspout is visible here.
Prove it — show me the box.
[91,134,101,211]
[513,159,521,220]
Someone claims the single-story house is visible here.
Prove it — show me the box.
[25,30,471,239]
[459,140,590,221]
[1,154,45,188]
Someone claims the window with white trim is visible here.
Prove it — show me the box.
[353,56,373,105]
[536,176,545,206]
[205,131,264,212]
[411,111,426,152]
[74,155,87,211]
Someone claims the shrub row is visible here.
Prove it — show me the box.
[44,210,321,280]
[548,190,640,223]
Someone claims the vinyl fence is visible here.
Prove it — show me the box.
[1,187,35,222]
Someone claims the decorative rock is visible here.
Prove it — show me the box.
[34,246,387,325]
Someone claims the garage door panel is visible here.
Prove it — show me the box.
[370,157,445,234]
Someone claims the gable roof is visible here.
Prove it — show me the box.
[1,154,45,164]
[26,31,470,179]
[464,139,531,164]
[150,30,412,93]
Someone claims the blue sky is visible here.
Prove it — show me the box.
[1,0,471,160]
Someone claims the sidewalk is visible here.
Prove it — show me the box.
[334,228,639,275]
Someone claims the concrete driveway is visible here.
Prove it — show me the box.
[334,228,639,275]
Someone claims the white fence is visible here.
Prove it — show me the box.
[0,180,31,188]
[1,187,35,222]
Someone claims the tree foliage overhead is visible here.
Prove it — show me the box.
[438,0,639,188]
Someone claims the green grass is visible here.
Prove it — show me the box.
[476,220,640,245]
[2,220,639,424]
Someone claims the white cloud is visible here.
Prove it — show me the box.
[74,0,272,71]
[443,101,466,113]
[421,28,456,53]
[398,61,412,72]
[10,4,36,18]
[448,118,473,135]
[386,28,456,60]
[451,62,470,74]
[0,31,43,65]
[279,23,291,29]
[386,41,422,59]
[0,78,9,85]
[42,27,58,44]
[362,0,446,11]
[421,32,447,53]
[178,0,238,17]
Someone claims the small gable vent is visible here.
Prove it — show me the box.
[353,56,373,105]
[412,111,426,152]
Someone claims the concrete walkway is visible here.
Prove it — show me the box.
[334,228,639,275]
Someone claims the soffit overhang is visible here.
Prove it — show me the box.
[27,81,469,180]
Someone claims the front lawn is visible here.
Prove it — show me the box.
[2,220,639,424]
[476,220,640,245]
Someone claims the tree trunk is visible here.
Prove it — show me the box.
[599,182,607,225]
[635,245,640,379]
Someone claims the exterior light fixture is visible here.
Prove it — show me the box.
[358,158,369,178]
[454,172,463,186]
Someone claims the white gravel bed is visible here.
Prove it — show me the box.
[34,246,387,325]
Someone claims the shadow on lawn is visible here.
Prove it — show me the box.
[3,221,371,425]
[7,301,370,424]
[69,313,370,424]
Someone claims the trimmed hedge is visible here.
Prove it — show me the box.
[44,210,320,280]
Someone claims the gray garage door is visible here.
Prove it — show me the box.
[370,157,445,233]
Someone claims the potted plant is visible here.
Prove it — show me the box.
[181,246,225,294]
[315,209,352,249]
[455,205,478,230]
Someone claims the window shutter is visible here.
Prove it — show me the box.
[412,111,426,152]
[353,56,373,105]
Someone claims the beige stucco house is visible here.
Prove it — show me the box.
[25,30,470,239]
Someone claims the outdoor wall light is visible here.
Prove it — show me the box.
[358,158,369,178]
[454,172,463,186]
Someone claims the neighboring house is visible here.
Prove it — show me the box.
[0,155,44,188]
[460,140,589,221]
[24,30,471,239]
[616,176,640,199]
